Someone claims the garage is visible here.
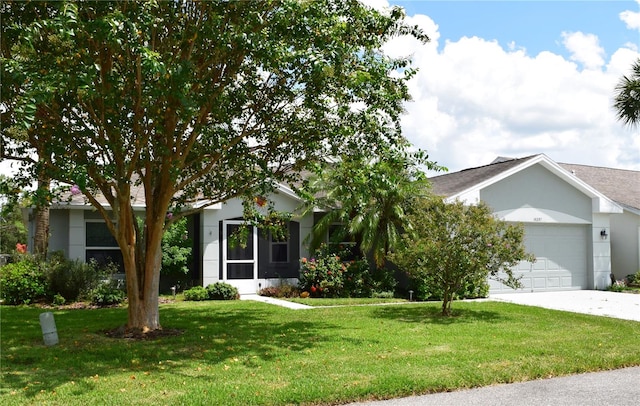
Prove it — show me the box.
[490,224,589,293]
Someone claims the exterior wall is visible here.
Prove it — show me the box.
[481,163,613,292]
[48,209,69,255]
[482,164,592,223]
[591,213,612,290]
[68,209,85,261]
[610,209,640,280]
[201,193,313,289]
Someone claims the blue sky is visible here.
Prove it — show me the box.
[365,0,640,173]
[395,1,637,59]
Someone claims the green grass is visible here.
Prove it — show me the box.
[2,300,640,405]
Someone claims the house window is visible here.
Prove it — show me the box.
[86,221,123,272]
[270,231,289,263]
[327,223,358,260]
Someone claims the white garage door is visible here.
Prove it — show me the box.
[490,224,588,293]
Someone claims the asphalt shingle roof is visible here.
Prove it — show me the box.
[428,155,539,197]
[559,163,640,211]
[428,155,640,212]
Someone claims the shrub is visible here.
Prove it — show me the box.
[0,257,48,304]
[607,280,627,292]
[258,284,300,298]
[52,293,66,306]
[258,286,279,297]
[45,252,112,302]
[299,244,396,298]
[183,286,209,301]
[90,280,126,306]
[627,271,640,286]
[299,245,347,298]
[372,291,395,299]
[206,282,239,300]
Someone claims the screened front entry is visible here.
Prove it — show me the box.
[222,221,258,294]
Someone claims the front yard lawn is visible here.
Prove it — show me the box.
[2,300,639,405]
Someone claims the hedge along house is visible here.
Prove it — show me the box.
[429,154,638,293]
[27,182,314,295]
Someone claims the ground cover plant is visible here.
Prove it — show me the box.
[2,300,640,406]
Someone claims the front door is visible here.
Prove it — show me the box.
[222,221,258,294]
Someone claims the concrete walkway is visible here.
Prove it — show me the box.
[240,294,312,309]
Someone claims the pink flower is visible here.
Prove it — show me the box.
[70,184,81,195]
[16,243,27,253]
[166,212,173,219]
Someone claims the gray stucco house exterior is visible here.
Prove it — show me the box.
[28,154,639,295]
[35,183,313,295]
[429,154,639,293]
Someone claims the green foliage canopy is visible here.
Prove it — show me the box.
[613,58,640,128]
[1,0,428,330]
[302,149,441,268]
[390,198,535,316]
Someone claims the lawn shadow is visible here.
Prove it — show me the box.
[0,301,338,400]
[372,301,507,325]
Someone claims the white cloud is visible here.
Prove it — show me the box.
[381,11,640,175]
[561,31,606,70]
[619,1,640,30]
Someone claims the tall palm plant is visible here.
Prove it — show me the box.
[302,150,439,268]
[613,58,640,127]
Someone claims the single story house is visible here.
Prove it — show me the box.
[31,182,314,295]
[26,153,639,295]
[429,154,639,293]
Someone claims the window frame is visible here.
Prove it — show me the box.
[269,230,289,263]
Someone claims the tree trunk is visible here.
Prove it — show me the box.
[123,246,162,332]
[32,177,50,256]
[441,287,453,316]
[111,190,162,332]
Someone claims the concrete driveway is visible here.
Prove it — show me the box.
[489,290,640,322]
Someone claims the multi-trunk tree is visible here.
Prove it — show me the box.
[1,0,428,332]
[390,198,535,316]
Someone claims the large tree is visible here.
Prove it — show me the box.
[2,0,427,331]
[613,58,640,128]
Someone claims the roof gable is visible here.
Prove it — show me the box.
[429,154,623,214]
[429,155,539,196]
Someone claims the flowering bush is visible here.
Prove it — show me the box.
[259,284,300,298]
[299,245,347,298]
[299,244,395,298]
